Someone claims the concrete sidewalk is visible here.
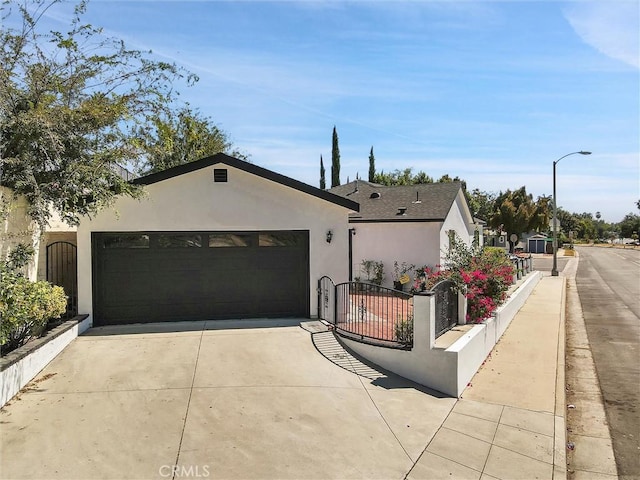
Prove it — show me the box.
[402,273,568,479]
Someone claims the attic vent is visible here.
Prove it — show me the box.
[397,207,407,215]
[214,168,228,183]
[370,192,381,199]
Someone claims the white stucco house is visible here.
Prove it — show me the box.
[329,180,482,289]
[76,154,359,327]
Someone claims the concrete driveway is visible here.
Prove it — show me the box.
[0,319,456,480]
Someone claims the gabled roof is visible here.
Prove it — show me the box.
[132,153,359,212]
[329,180,465,222]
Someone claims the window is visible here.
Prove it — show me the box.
[259,232,302,247]
[158,234,202,248]
[208,233,252,247]
[102,234,150,249]
[214,169,228,183]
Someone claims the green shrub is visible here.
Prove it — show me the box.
[360,259,384,285]
[394,315,414,344]
[0,269,67,353]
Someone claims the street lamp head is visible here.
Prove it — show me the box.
[554,150,592,165]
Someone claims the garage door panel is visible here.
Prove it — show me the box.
[93,231,309,325]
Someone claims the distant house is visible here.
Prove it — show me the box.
[525,233,552,254]
[329,180,482,288]
[484,230,509,251]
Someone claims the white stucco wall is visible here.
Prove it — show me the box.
[1,187,40,280]
[2,187,77,281]
[76,164,351,323]
[350,221,441,288]
[350,190,479,288]
[441,191,476,257]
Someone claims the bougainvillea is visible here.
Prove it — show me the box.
[413,238,515,323]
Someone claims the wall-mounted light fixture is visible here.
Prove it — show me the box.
[326,230,333,243]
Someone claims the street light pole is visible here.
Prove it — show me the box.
[552,150,592,276]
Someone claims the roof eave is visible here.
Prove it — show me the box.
[348,217,445,223]
[132,153,360,212]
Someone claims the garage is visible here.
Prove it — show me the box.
[78,154,359,327]
[92,230,309,325]
[527,235,550,254]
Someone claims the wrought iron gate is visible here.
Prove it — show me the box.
[46,241,78,319]
[431,279,458,338]
[317,276,336,325]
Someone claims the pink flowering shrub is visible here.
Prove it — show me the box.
[413,240,515,323]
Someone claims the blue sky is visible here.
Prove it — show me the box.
[22,1,640,222]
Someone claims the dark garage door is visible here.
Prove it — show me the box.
[92,231,309,326]
[528,239,546,254]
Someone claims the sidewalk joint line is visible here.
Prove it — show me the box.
[403,403,458,479]
[478,405,505,475]
[345,350,414,463]
[172,325,206,480]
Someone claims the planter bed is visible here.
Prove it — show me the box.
[1,315,90,407]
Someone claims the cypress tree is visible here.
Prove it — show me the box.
[368,146,375,182]
[331,126,340,187]
[319,155,326,190]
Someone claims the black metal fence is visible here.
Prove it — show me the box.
[429,279,458,338]
[318,277,461,348]
[333,282,414,349]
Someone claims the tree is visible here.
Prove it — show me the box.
[467,189,497,221]
[555,208,579,242]
[438,174,467,191]
[618,213,640,238]
[413,171,435,184]
[368,146,375,182]
[133,105,245,175]
[0,0,195,230]
[489,187,551,250]
[331,126,340,187]
[372,167,434,186]
[319,155,326,190]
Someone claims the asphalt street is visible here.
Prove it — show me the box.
[574,246,640,479]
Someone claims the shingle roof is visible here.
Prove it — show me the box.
[132,153,359,212]
[329,180,464,222]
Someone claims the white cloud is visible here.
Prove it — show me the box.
[564,1,640,69]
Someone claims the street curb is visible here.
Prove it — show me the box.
[563,253,619,479]
[555,275,567,479]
